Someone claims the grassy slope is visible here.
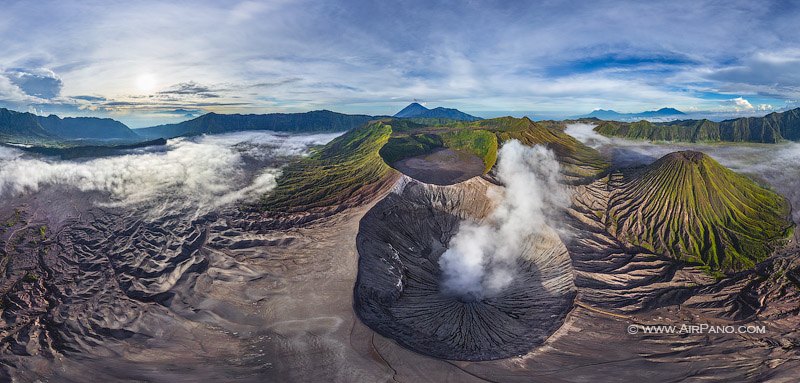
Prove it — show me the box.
[595,120,726,142]
[440,130,498,173]
[607,151,793,273]
[485,117,609,178]
[380,129,499,173]
[261,121,394,212]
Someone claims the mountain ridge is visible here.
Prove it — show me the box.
[0,107,139,143]
[595,107,800,143]
[136,110,375,139]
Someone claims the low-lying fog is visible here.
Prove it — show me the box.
[566,123,800,223]
[0,131,341,216]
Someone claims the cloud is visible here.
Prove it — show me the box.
[72,95,107,102]
[757,104,774,111]
[0,74,31,103]
[705,49,800,98]
[4,67,63,99]
[564,123,611,149]
[158,81,220,98]
[724,97,754,111]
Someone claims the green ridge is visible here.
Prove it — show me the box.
[261,121,393,212]
[594,107,800,143]
[262,116,610,212]
[607,151,793,273]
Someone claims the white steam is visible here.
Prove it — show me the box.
[564,123,610,149]
[0,131,340,216]
[438,140,569,299]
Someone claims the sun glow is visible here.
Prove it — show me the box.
[136,73,158,93]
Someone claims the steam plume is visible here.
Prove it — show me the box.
[439,139,569,299]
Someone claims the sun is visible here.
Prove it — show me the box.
[136,73,158,93]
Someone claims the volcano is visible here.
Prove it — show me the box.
[607,150,793,272]
[353,178,576,360]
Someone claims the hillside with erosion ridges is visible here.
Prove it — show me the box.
[595,107,800,143]
[136,110,375,139]
[607,151,793,273]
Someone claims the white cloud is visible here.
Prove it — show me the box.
[723,96,754,111]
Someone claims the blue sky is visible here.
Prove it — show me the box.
[1,0,799,127]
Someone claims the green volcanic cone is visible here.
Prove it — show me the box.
[608,150,793,273]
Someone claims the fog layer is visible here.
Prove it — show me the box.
[0,131,340,215]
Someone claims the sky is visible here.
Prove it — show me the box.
[1,0,799,127]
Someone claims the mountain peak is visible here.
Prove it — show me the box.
[393,103,481,121]
[394,102,429,118]
[654,107,686,115]
[661,150,707,164]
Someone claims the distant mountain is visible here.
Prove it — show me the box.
[581,107,686,120]
[39,114,139,140]
[136,110,375,139]
[0,108,53,142]
[594,107,800,143]
[393,103,481,121]
[637,107,685,118]
[394,103,429,118]
[0,108,139,144]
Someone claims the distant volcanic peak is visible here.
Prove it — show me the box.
[584,107,685,120]
[394,102,429,118]
[609,150,792,272]
[655,107,686,115]
[393,102,481,121]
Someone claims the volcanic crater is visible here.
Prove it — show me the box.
[353,177,576,361]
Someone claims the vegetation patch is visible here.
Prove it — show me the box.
[23,272,39,283]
